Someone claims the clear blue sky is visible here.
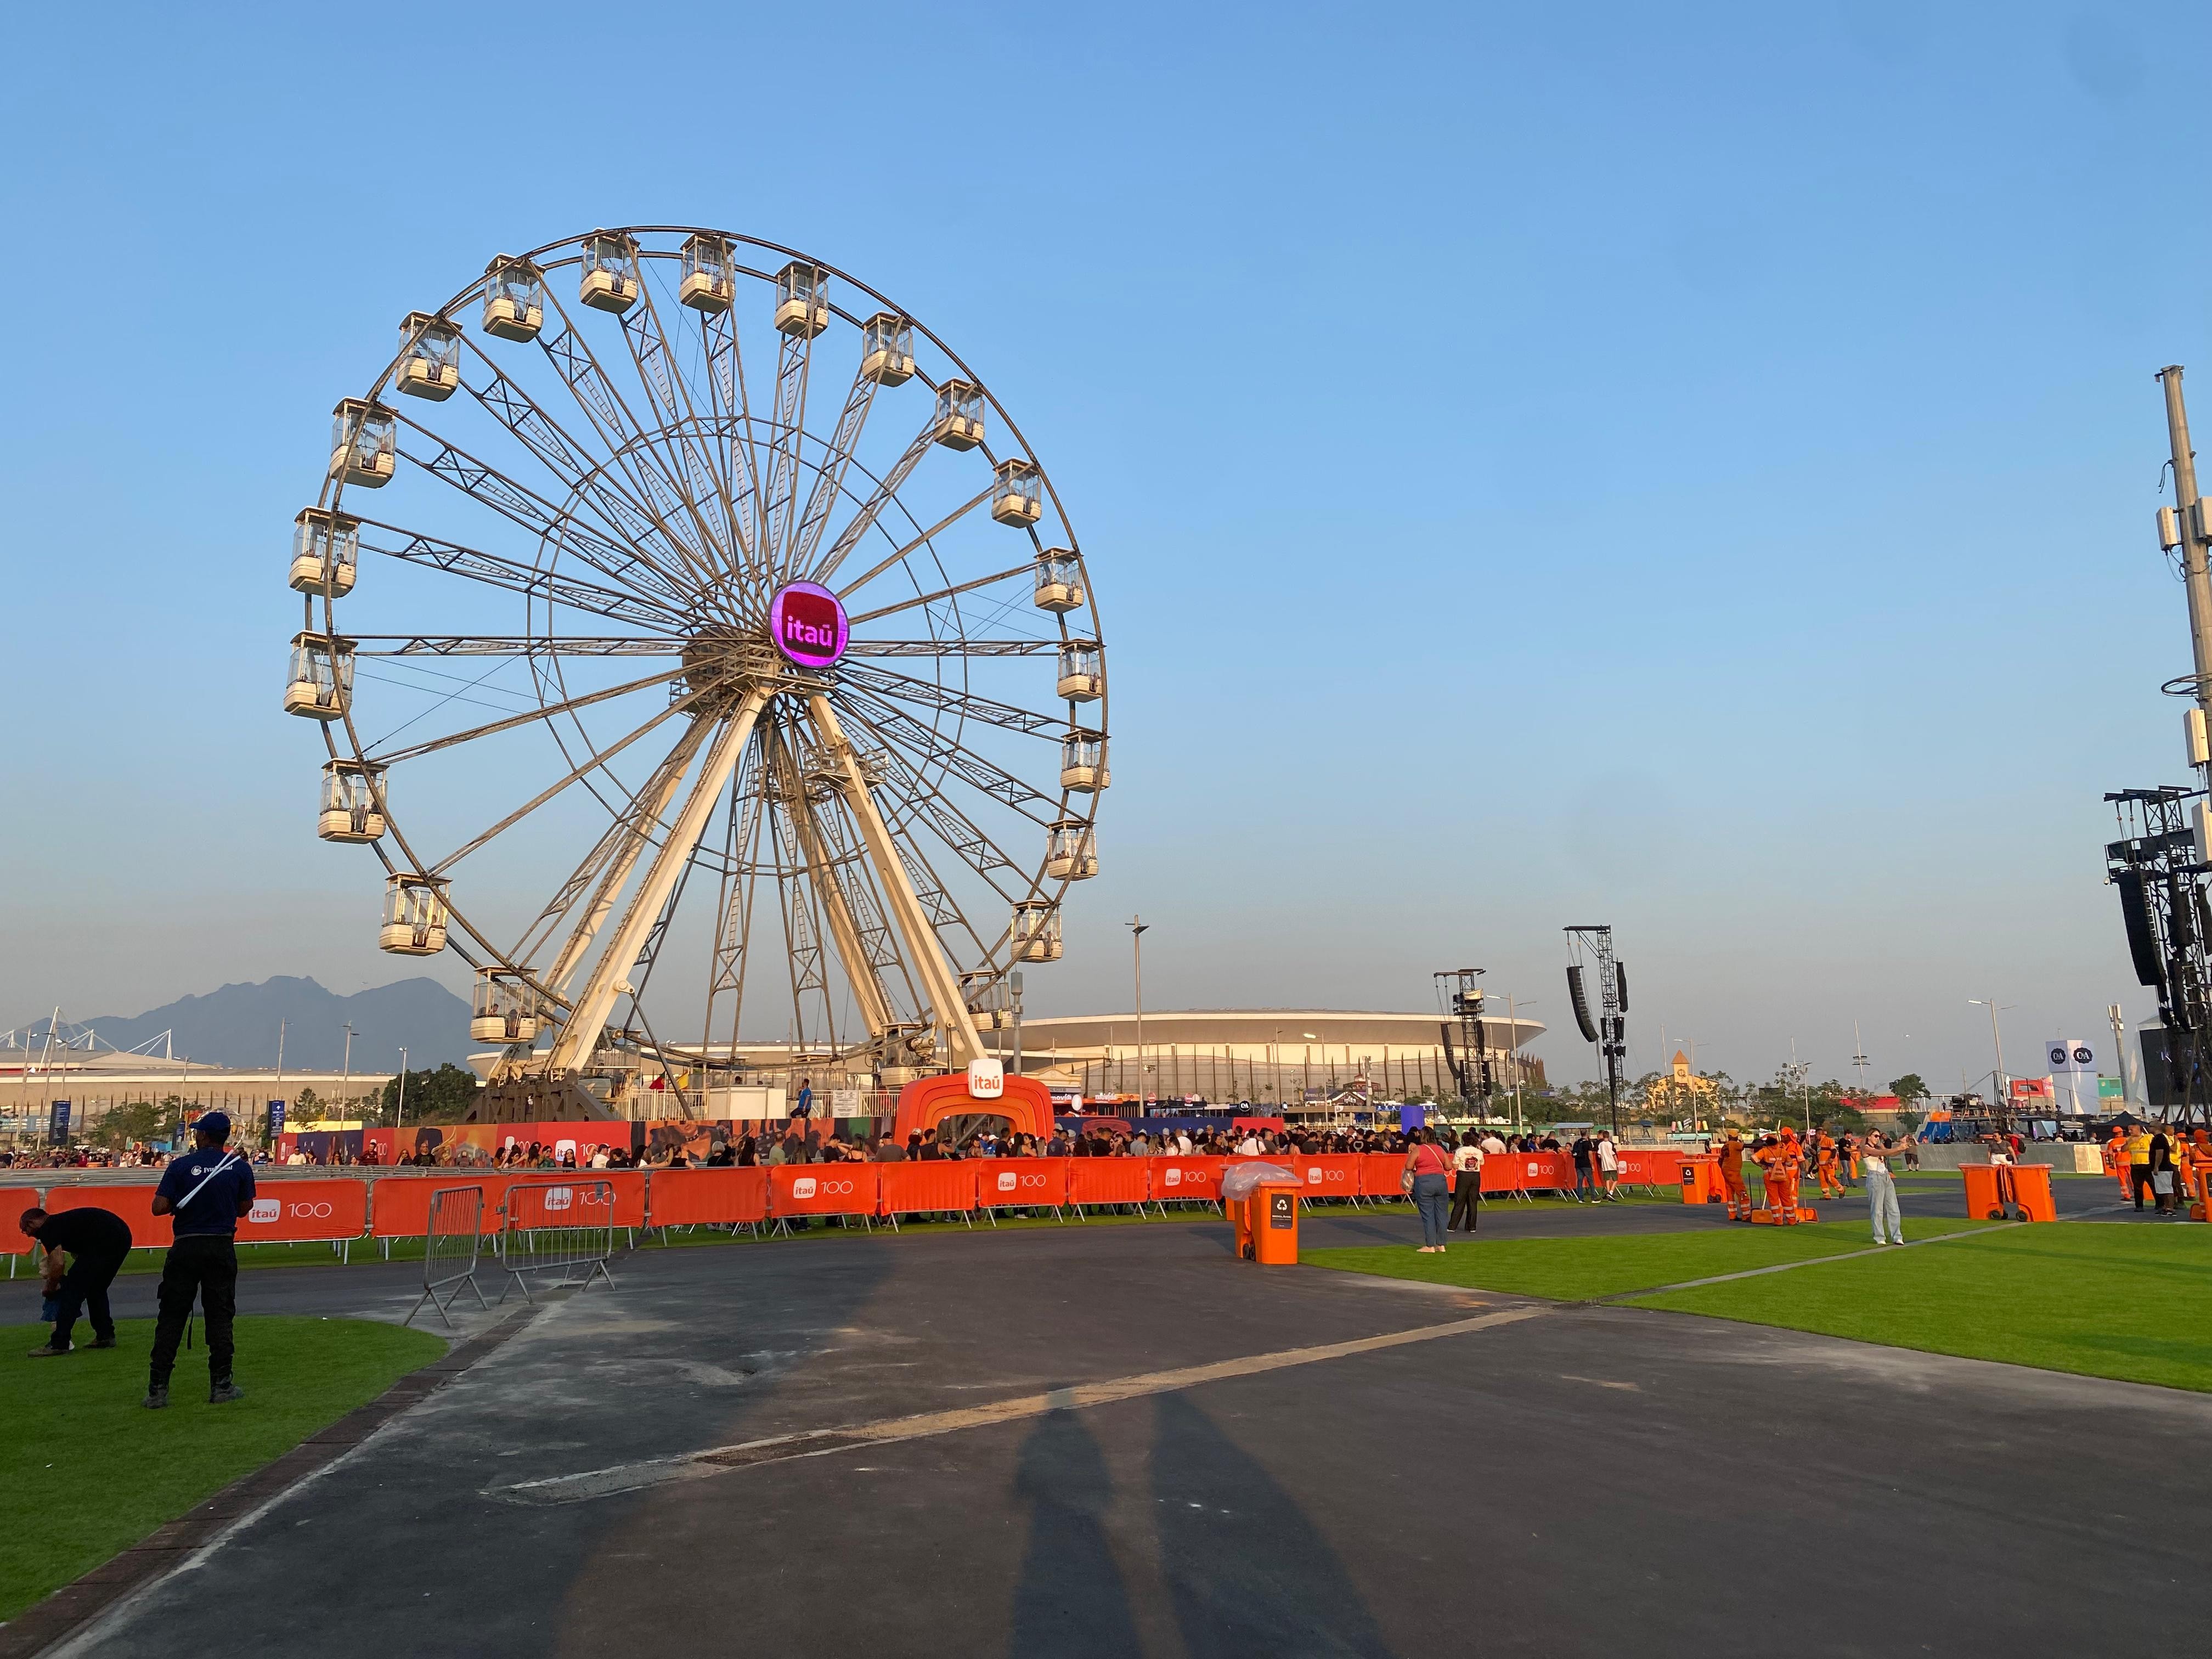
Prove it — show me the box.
[3,1,2207,1094]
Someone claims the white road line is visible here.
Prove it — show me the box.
[491,1305,1549,1505]
[1604,1221,2027,1300]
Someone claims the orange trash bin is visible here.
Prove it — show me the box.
[1678,1156,1722,1205]
[1250,1181,1301,1265]
[2003,1163,2055,1222]
[1961,1164,2008,1220]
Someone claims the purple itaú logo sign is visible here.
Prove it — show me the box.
[769,582,849,668]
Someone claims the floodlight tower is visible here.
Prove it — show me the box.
[1434,968,1490,1113]
[1565,926,1628,1132]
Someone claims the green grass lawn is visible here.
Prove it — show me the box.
[0,1316,445,1620]
[1304,1218,1990,1302]
[1632,1224,2212,1391]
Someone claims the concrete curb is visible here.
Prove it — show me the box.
[0,1306,538,1659]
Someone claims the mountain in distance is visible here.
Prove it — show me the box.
[18,977,474,1072]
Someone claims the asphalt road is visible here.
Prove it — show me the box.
[31,1178,2201,1659]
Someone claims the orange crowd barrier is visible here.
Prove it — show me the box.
[43,1183,172,1246]
[1480,1152,1575,1195]
[1359,1154,1408,1199]
[4,1188,42,1254]
[646,1167,770,1227]
[769,1164,880,1219]
[978,1159,1069,1212]
[877,1161,978,1218]
[1152,1156,1227,1204]
[1066,1159,1149,1211]
[1288,1154,1365,1199]
[234,1178,368,1243]
[372,1173,519,1238]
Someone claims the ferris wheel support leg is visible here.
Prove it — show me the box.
[787,792,897,1039]
[547,688,773,1075]
[806,693,986,1069]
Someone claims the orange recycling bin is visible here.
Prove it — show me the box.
[1249,1181,1301,1265]
[2003,1163,2055,1223]
[1228,1194,1254,1259]
[1961,1164,2007,1220]
[1679,1156,1722,1205]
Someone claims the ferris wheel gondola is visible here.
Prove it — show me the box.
[288,225,1105,1119]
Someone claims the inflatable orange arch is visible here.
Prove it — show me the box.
[889,1071,1056,1146]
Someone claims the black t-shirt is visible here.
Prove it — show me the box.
[37,1205,133,1258]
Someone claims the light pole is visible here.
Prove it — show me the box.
[1968,1000,2013,1109]
[396,1047,409,1131]
[1497,993,1537,1132]
[1126,917,1149,1106]
[341,1022,355,1119]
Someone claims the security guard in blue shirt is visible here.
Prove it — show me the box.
[144,1111,256,1409]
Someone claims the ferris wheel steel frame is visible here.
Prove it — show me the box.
[296,225,1104,1113]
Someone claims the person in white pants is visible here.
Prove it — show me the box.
[1862,1131,1905,1245]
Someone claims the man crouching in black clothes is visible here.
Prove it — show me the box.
[20,1204,133,1356]
[144,1111,256,1409]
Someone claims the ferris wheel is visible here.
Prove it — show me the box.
[286,225,1104,1115]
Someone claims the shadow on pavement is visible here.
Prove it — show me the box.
[1151,1392,1397,1659]
[1007,1409,1147,1658]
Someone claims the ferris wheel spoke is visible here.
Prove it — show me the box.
[834,695,1059,823]
[430,689,703,877]
[619,284,749,575]
[876,804,1002,978]
[368,665,687,766]
[352,636,684,657]
[808,421,939,587]
[701,308,766,577]
[532,301,730,595]
[454,349,708,592]
[844,638,1059,657]
[396,427,697,610]
[839,664,1066,737]
[354,519,686,631]
[760,328,817,583]
[789,361,882,575]
[832,490,997,603]
[832,701,1035,894]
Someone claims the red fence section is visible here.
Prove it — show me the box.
[977,1159,1070,1210]
[878,1162,977,1217]
[236,1178,366,1243]
[4,1188,42,1254]
[1358,1154,1408,1199]
[43,1184,170,1246]
[647,1168,769,1227]
[371,1175,517,1238]
[768,1165,879,1218]
[1067,1160,1149,1209]
[1288,1155,1365,1198]
[1150,1157,1227,1204]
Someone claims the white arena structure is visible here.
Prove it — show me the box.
[0,1045,392,1147]
[980,1008,1545,1104]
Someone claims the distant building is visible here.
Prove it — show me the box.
[985,1007,1545,1103]
[0,1045,390,1145]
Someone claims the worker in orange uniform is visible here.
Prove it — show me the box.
[1814,1130,1842,1199]
[1754,1130,1804,1223]
[2103,1126,2128,1193]
[1717,1129,1752,1221]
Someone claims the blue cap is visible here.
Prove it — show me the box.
[197,1111,232,1143]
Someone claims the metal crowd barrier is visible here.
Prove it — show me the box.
[404,1186,489,1329]
[494,1179,617,1302]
